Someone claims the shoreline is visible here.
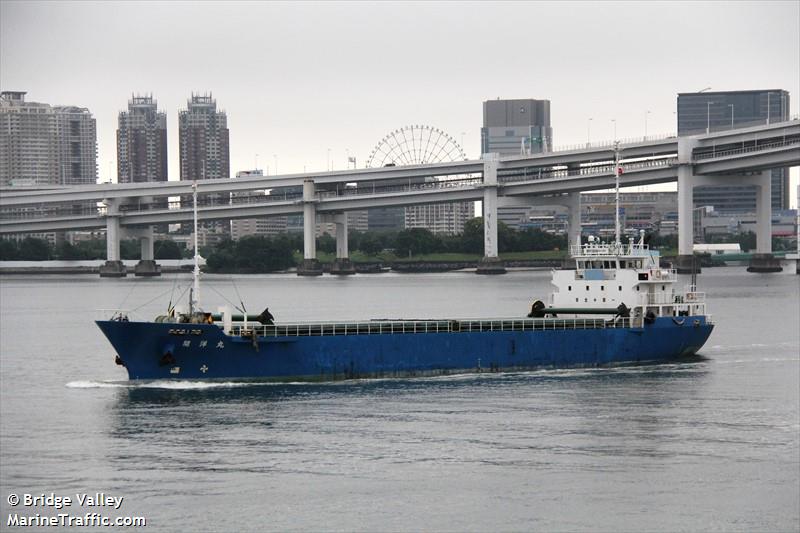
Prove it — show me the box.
[5,257,794,275]
[0,258,564,275]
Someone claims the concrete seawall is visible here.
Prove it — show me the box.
[0,260,198,275]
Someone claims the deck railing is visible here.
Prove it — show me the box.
[569,242,657,257]
[229,317,635,338]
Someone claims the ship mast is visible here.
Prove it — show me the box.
[614,140,621,247]
[191,178,200,313]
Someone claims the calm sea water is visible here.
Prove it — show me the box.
[1,269,798,532]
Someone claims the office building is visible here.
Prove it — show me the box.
[677,89,790,212]
[481,98,552,231]
[0,91,97,187]
[367,208,406,232]
[481,98,552,155]
[117,94,167,183]
[229,170,289,239]
[518,192,680,239]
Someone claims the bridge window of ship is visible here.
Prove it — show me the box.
[601,285,605,291]
[586,285,590,291]
[568,286,572,291]
[618,286,622,291]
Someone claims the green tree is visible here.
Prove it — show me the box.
[737,231,757,252]
[497,221,516,253]
[205,236,295,273]
[317,233,336,254]
[645,232,677,250]
[461,218,484,254]
[359,232,383,255]
[18,237,51,260]
[154,240,183,259]
[205,239,236,272]
[395,228,440,257]
[74,239,107,260]
[120,239,141,260]
[0,239,19,260]
[54,241,84,260]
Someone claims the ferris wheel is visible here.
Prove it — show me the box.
[365,125,467,168]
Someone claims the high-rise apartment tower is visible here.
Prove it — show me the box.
[117,94,167,183]
[0,91,97,187]
[179,93,230,181]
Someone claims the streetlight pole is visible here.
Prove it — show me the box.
[273,154,277,176]
[644,110,651,140]
[611,119,617,141]
[706,102,715,134]
[587,118,593,147]
[767,92,771,125]
[728,104,734,128]
[327,148,331,171]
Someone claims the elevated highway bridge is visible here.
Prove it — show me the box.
[1,118,798,275]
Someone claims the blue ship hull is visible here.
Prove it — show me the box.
[97,316,714,381]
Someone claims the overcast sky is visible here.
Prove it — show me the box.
[2,1,798,204]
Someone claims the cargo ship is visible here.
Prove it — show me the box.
[96,157,714,381]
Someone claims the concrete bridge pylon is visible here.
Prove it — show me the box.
[99,198,126,278]
[330,213,355,275]
[297,178,323,276]
[126,225,161,277]
[477,153,506,274]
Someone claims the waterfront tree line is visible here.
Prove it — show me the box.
[0,218,567,268]
[1,218,791,272]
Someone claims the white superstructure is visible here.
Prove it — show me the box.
[550,234,709,322]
